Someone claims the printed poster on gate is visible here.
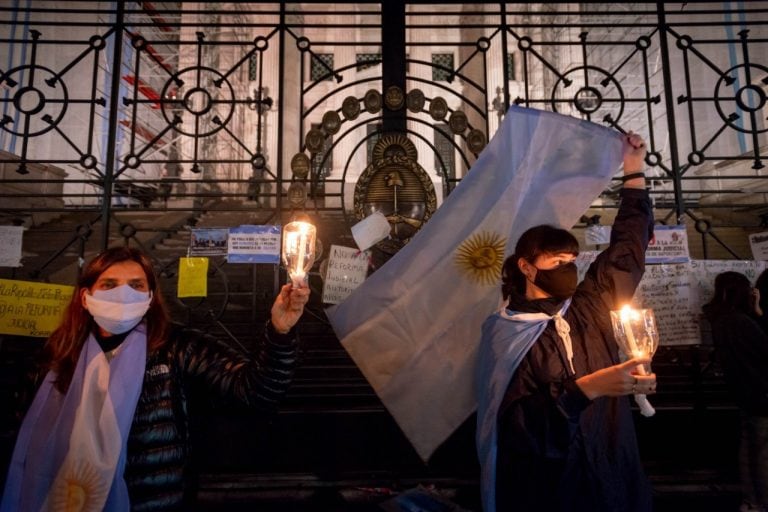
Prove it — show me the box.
[227,225,281,264]
[190,228,229,256]
[749,231,768,261]
[645,225,690,264]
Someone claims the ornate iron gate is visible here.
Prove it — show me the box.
[0,1,766,505]
[0,2,765,278]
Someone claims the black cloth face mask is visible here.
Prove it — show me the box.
[533,262,578,300]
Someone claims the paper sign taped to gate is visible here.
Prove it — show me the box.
[0,279,74,337]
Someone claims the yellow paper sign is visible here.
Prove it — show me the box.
[177,257,209,298]
[0,279,74,337]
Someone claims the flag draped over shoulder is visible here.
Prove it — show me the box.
[326,106,624,461]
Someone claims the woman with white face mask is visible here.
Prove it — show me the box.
[1,246,309,511]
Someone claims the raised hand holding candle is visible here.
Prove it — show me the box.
[282,221,316,288]
[610,304,659,417]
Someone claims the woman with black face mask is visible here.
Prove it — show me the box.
[476,132,657,512]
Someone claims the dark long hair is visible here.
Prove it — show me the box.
[501,224,579,299]
[702,271,754,321]
[44,246,171,392]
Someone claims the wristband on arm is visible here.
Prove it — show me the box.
[621,172,645,182]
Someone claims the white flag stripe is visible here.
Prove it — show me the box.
[327,106,623,461]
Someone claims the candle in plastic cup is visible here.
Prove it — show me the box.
[610,305,659,375]
[610,304,660,417]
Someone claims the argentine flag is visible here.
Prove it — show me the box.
[326,106,624,461]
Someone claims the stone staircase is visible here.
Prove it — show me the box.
[0,209,196,284]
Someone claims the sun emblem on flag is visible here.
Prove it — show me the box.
[48,459,109,512]
[455,231,506,286]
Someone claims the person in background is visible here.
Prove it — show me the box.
[754,268,768,332]
[703,271,768,512]
[1,246,309,511]
[476,132,657,512]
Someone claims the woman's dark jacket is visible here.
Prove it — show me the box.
[703,307,768,416]
[495,188,654,512]
[17,320,298,511]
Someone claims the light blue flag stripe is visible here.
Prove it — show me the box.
[326,106,623,461]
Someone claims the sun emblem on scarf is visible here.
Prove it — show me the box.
[455,231,506,286]
[48,459,109,512]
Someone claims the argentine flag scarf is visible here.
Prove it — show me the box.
[476,300,572,512]
[1,324,147,511]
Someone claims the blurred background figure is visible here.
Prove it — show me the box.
[703,271,768,512]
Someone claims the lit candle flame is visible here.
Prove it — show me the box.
[282,221,316,288]
[619,304,645,359]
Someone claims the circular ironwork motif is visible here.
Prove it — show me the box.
[715,63,768,134]
[551,65,623,124]
[291,153,311,179]
[406,89,425,113]
[384,85,405,111]
[288,182,308,207]
[429,97,449,121]
[363,89,383,113]
[342,96,361,120]
[467,129,487,154]
[574,86,602,114]
[0,65,68,137]
[252,153,266,170]
[161,66,235,137]
[322,110,342,135]
[448,110,468,134]
[305,127,325,153]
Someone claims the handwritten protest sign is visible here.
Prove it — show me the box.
[749,231,768,261]
[0,226,23,267]
[634,260,767,345]
[574,255,767,345]
[0,279,74,337]
[322,245,370,304]
[178,257,209,298]
[634,263,701,345]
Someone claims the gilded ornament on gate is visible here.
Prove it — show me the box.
[322,110,341,135]
[363,89,382,113]
[305,128,325,153]
[342,96,361,120]
[406,89,425,113]
[290,153,311,179]
[467,128,487,154]
[354,135,437,253]
[384,85,405,111]
[448,110,468,134]
[288,182,307,207]
[428,97,448,121]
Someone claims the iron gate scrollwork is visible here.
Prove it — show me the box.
[0,2,765,338]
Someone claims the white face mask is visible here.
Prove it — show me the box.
[85,284,152,335]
